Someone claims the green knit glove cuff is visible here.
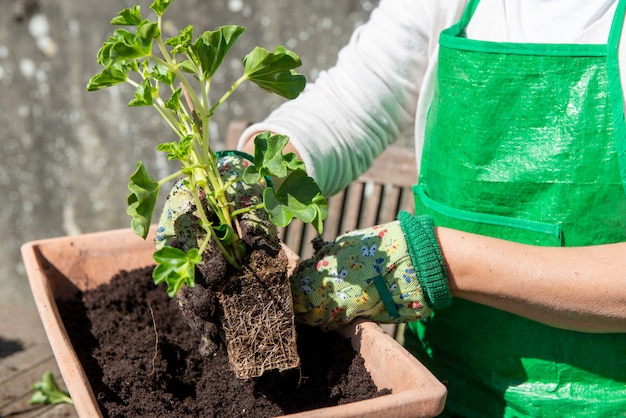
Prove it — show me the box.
[398,211,451,309]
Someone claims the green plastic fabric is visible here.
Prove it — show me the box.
[405,0,626,416]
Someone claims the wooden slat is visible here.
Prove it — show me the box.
[341,182,365,232]
[37,403,77,418]
[300,224,319,260]
[399,186,415,214]
[378,184,402,223]
[324,190,347,239]
[0,344,57,386]
[359,182,382,228]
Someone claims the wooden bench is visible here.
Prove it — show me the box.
[226,121,417,342]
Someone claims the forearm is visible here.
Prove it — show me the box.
[437,227,626,332]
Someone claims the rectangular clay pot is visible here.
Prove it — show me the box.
[21,228,447,418]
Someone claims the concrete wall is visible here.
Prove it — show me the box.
[1,0,392,306]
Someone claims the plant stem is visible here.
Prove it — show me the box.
[189,181,239,268]
[152,98,184,138]
[208,74,247,117]
[199,77,211,164]
[152,53,203,118]
[201,220,239,268]
[157,170,185,187]
[231,202,265,218]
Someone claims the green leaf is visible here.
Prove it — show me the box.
[242,131,305,183]
[214,223,235,246]
[140,56,151,76]
[102,21,158,64]
[110,6,143,26]
[263,169,327,234]
[165,87,182,111]
[86,63,129,90]
[127,161,160,239]
[191,25,246,78]
[108,29,146,61]
[150,0,174,16]
[96,38,115,67]
[243,46,306,99]
[178,59,197,74]
[126,60,140,72]
[153,246,201,296]
[137,20,160,48]
[156,134,192,160]
[30,372,73,406]
[151,64,175,85]
[128,77,154,106]
[165,25,194,55]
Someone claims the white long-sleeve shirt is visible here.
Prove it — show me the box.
[239,0,622,196]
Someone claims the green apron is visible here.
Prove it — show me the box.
[405,0,626,416]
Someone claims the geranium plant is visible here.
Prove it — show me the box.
[87,0,327,297]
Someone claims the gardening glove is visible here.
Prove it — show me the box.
[291,211,451,330]
[155,151,276,252]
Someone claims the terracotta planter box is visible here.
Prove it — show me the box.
[21,227,447,418]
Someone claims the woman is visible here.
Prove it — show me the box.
[238,0,626,415]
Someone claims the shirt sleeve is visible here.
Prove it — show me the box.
[239,0,438,196]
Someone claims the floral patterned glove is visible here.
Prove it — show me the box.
[155,151,275,252]
[291,211,451,330]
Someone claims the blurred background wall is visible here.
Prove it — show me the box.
[0,0,398,306]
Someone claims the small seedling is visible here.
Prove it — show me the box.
[29,372,73,406]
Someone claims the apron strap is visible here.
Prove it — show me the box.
[441,0,481,40]
[607,0,626,194]
[456,0,481,35]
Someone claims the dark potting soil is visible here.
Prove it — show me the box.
[58,266,391,417]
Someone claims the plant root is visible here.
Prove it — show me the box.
[218,246,299,379]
